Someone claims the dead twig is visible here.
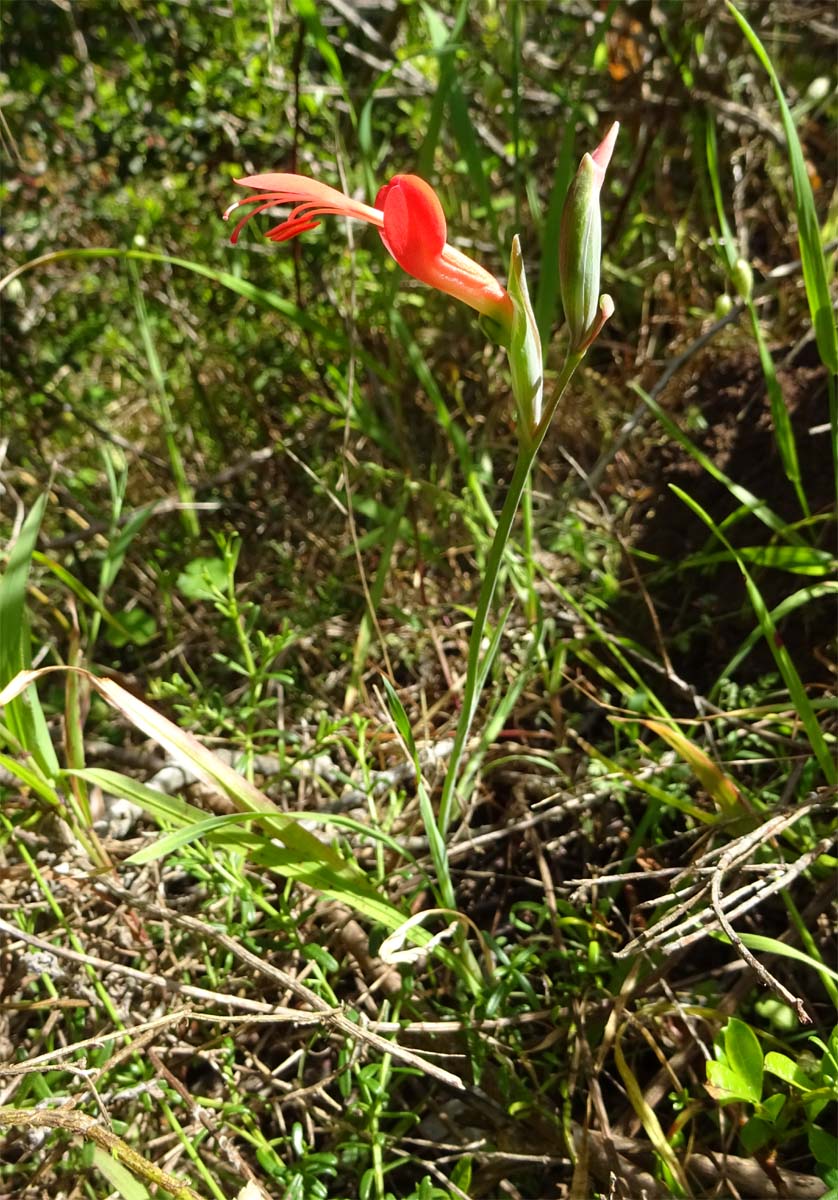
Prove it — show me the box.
[0,909,465,1091]
[0,1105,203,1200]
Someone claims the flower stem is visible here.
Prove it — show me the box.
[437,351,584,839]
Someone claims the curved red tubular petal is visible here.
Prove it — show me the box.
[376,175,447,274]
[225,174,384,244]
[379,175,512,326]
[266,219,321,243]
[236,173,383,226]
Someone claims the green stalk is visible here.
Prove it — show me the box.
[438,350,583,838]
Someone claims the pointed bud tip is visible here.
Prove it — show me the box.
[591,122,619,175]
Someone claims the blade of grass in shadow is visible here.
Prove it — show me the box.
[0,494,60,777]
[538,568,673,722]
[419,1,503,247]
[32,551,135,641]
[727,0,838,502]
[344,489,406,712]
[670,486,835,785]
[380,678,454,912]
[129,262,198,537]
[291,0,357,132]
[380,676,483,993]
[678,544,834,576]
[0,249,391,378]
[726,1,838,377]
[389,309,495,531]
[632,383,806,545]
[705,116,808,516]
[416,0,469,176]
[457,614,538,803]
[712,580,838,698]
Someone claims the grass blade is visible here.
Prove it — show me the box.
[1,667,408,929]
[705,115,809,515]
[0,495,59,776]
[129,263,199,537]
[670,486,835,785]
[633,384,806,545]
[713,580,838,692]
[0,248,388,376]
[726,0,838,376]
[642,719,745,818]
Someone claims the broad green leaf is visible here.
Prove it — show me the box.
[810,1127,838,1170]
[739,1116,772,1156]
[105,608,158,648]
[723,1017,763,1104]
[764,1051,813,1091]
[706,1059,754,1103]
[760,1093,786,1123]
[176,556,228,601]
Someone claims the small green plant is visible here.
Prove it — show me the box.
[707,1017,838,1186]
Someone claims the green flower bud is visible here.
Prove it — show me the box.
[732,257,753,302]
[714,293,734,320]
[559,122,618,354]
[506,235,543,443]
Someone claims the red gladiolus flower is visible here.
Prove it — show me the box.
[224,172,514,334]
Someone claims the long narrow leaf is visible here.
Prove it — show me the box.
[634,384,805,545]
[713,581,838,692]
[727,1,838,375]
[642,720,744,817]
[0,667,407,927]
[0,495,59,776]
[670,487,835,784]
